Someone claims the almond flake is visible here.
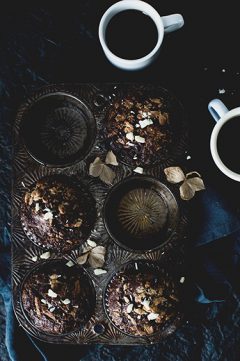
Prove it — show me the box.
[135,135,145,144]
[141,299,150,309]
[35,203,40,212]
[126,132,134,141]
[48,289,58,298]
[40,251,51,260]
[66,260,74,267]
[87,240,97,248]
[41,299,47,304]
[43,211,53,221]
[127,304,133,313]
[139,119,153,129]
[62,298,71,305]
[147,313,159,321]
[49,307,55,312]
[135,262,139,270]
[126,142,135,147]
[133,155,138,160]
[135,123,140,128]
[94,268,107,275]
[31,256,38,262]
[133,167,143,174]
[180,276,185,284]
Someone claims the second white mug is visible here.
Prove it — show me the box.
[208,98,240,182]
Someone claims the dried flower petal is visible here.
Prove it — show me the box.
[187,177,205,192]
[180,180,195,200]
[186,171,202,179]
[89,157,104,177]
[105,151,119,166]
[164,167,185,184]
[88,246,106,268]
[99,164,116,185]
[76,253,89,265]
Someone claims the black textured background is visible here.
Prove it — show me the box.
[1,1,240,360]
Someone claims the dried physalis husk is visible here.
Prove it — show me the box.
[180,172,205,201]
[105,151,118,166]
[89,156,116,185]
[88,246,106,268]
[76,252,89,265]
[164,167,185,184]
[89,157,104,177]
[99,165,116,185]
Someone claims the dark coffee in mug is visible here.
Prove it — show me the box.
[106,10,158,59]
[217,116,240,173]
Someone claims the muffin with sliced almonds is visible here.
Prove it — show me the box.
[105,263,180,336]
[21,261,95,334]
[105,95,175,166]
[21,175,96,252]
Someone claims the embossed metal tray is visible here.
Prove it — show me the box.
[12,83,189,345]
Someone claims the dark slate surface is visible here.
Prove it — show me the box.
[1,2,240,360]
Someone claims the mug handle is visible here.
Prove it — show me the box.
[208,99,229,122]
[162,14,184,33]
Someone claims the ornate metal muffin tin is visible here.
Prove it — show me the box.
[12,83,189,345]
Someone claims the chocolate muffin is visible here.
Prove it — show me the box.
[105,95,177,166]
[21,261,95,334]
[106,265,180,336]
[21,175,96,252]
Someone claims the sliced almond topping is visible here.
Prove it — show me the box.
[135,135,145,144]
[93,268,107,275]
[133,167,143,174]
[62,298,71,305]
[126,132,134,141]
[48,289,58,298]
[139,119,153,129]
[147,312,159,321]
[126,304,134,313]
[31,256,38,262]
[66,260,74,267]
[40,251,51,260]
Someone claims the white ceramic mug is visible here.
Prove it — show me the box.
[98,0,184,71]
[208,98,240,181]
